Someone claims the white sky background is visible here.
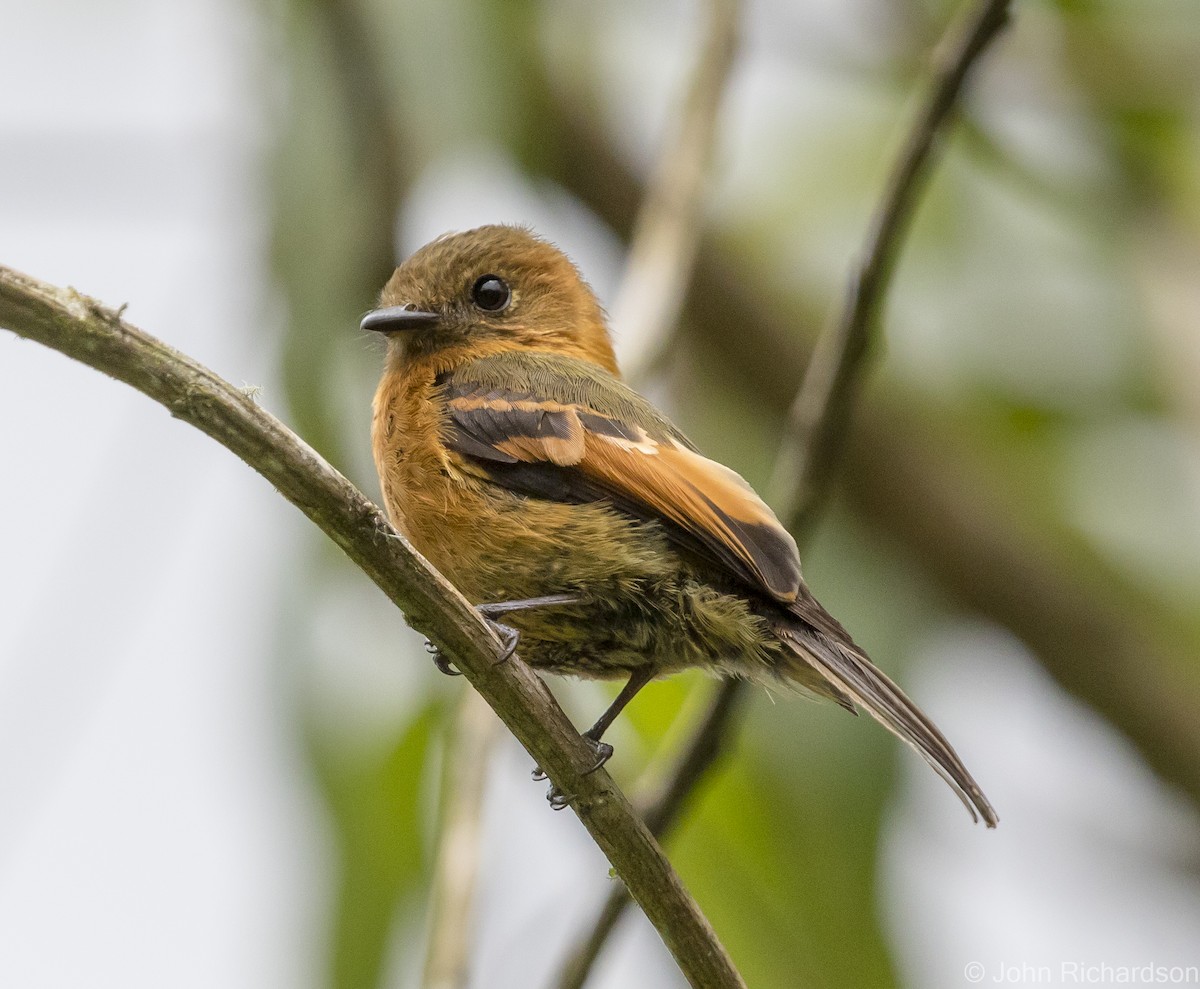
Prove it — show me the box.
[0,2,326,987]
[1,1,1198,987]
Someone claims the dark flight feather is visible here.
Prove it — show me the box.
[777,610,997,826]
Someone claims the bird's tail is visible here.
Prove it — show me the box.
[775,594,998,828]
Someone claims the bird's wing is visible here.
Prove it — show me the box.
[438,354,802,602]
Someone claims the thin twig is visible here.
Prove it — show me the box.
[767,0,1013,531]
[0,270,745,989]
[552,2,1013,985]
[613,0,741,379]
[422,690,498,989]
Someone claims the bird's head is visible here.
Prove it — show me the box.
[363,225,619,376]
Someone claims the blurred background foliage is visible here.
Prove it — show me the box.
[3,0,1199,987]
[266,0,1200,986]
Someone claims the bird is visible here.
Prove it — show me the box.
[364,224,997,826]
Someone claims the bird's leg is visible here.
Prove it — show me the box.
[476,593,579,618]
[424,594,578,675]
[477,593,578,666]
[580,666,656,769]
[476,593,579,667]
[538,666,657,810]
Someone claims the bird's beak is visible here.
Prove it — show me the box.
[360,306,441,333]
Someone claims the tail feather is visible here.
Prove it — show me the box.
[777,617,999,828]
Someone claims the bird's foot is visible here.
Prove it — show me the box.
[580,728,615,774]
[486,619,520,664]
[423,612,520,676]
[476,595,581,665]
[533,733,614,810]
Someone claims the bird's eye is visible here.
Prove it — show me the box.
[471,274,511,313]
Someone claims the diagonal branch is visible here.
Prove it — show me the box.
[553,2,1012,985]
[0,268,745,989]
[767,0,1012,532]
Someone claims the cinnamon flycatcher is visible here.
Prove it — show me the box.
[365,224,997,826]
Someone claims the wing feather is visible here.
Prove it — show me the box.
[441,362,802,602]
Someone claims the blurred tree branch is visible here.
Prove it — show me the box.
[0,268,746,989]
[614,0,741,378]
[309,0,410,294]
[422,690,497,989]
[841,401,1200,801]
[553,2,1012,985]
[290,3,494,982]
[268,0,414,463]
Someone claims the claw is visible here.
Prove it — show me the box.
[532,734,613,810]
[487,619,520,663]
[424,639,462,676]
[422,611,517,676]
[547,785,574,810]
[433,652,462,677]
[474,595,580,663]
[581,737,614,775]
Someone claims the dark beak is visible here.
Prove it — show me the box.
[360,306,441,333]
